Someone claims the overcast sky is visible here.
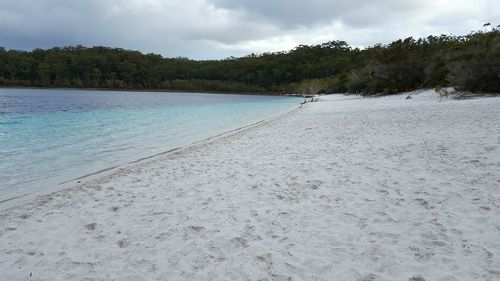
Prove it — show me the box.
[0,0,498,59]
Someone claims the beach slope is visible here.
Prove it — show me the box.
[1,91,499,281]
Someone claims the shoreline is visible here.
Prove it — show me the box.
[0,85,293,97]
[0,103,303,211]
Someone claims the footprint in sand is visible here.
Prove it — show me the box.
[409,277,426,281]
[230,237,249,248]
[409,245,434,262]
[84,223,97,231]
[414,198,433,209]
[117,239,128,248]
[357,274,377,281]
[255,253,272,271]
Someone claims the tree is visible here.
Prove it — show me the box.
[0,29,498,94]
[89,68,102,87]
[36,62,51,86]
[295,79,325,102]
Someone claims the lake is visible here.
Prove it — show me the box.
[0,88,300,203]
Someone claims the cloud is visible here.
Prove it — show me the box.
[0,0,498,59]
[209,0,424,28]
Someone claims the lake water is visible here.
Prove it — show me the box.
[0,88,300,203]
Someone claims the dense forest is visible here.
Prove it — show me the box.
[0,29,499,96]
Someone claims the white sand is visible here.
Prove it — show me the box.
[1,90,499,281]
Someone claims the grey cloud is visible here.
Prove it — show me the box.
[0,0,208,57]
[0,0,498,59]
[209,0,423,28]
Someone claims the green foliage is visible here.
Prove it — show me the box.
[0,31,499,95]
[345,30,500,95]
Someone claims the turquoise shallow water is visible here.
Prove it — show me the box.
[0,88,300,202]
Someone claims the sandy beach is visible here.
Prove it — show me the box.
[1,91,499,281]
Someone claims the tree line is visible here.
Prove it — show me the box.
[0,29,498,96]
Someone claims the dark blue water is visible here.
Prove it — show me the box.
[1,89,293,114]
[0,88,300,202]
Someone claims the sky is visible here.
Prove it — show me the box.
[0,0,499,59]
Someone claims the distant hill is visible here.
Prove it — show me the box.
[0,29,498,95]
